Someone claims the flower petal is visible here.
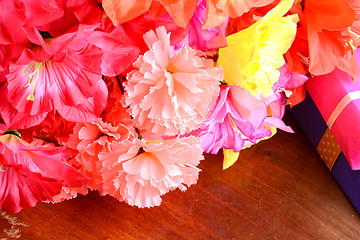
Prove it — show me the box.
[102,0,152,25]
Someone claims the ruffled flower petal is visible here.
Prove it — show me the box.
[99,136,203,208]
[125,26,222,136]
[0,83,47,129]
[67,118,135,191]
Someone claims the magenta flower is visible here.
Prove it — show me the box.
[277,64,309,91]
[156,0,228,51]
[197,85,292,154]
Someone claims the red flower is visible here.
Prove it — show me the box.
[0,134,90,213]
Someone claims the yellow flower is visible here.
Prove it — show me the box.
[217,0,298,97]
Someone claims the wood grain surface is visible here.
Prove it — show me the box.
[1,113,360,240]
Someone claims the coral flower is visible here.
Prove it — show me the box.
[294,0,360,79]
[203,0,274,29]
[67,119,135,191]
[47,186,89,203]
[102,0,198,28]
[99,136,203,208]
[102,76,134,127]
[217,0,298,97]
[124,26,222,136]
[0,134,89,213]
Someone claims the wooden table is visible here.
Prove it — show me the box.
[1,113,360,240]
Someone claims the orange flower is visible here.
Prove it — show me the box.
[302,0,359,78]
[203,0,274,29]
[102,0,198,28]
[304,0,355,34]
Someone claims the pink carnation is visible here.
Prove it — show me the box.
[99,136,203,208]
[67,119,136,191]
[47,186,89,203]
[124,26,222,136]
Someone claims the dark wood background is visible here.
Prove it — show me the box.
[1,113,360,240]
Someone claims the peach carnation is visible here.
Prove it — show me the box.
[99,136,204,208]
[47,186,89,203]
[67,119,136,191]
[124,26,223,136]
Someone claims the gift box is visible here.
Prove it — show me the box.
[289,54,360,213]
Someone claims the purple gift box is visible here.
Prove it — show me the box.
[290,93,360,214]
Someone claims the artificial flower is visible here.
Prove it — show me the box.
[156,0,228,51]
[99,136,203,208]
[31,112,77,146]
[196,85,271,155]
[0,83,48,129]
[0,134,89,213]
[102,76,134,127]
[67,119,135,191]
[292,0,360,79]
[277,64,308,90]
[124,26,222,136]
[1,46,108,128]
[47,186,89,203]
[203,0,274,29]
[217,0,298,97]
[276,64,308,106]
[120,13,157,55]
[102,0,198,28]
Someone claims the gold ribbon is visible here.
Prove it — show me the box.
[316,128,342,171]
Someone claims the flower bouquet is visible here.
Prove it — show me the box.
[0,0,358,213]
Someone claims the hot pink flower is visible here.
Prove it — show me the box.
[99,136,203,208]
[0,0,140,129]
[1,46,108,128]
[0,134,89,213]
[124,26,222,136]
[0,83,48,129]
